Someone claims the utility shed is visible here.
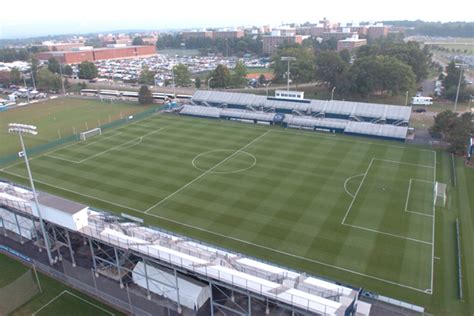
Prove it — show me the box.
[31,192,89,231]
[132,261,210,311]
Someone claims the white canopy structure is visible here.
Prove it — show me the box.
[132,261,210,311]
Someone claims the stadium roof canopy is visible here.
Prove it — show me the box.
[192,90,411,123]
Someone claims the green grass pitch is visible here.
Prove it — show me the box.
[1,113,473,314]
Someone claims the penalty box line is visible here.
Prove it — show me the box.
[404,178,435,218]
[45,127,165,164]
[341,158,434,245]
[0,168,433,295]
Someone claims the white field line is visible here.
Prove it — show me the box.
[343,223,433,245]
[73,131,123,148]
[200,117,436,155]
[46,128,164,164]
[430,151,437,293]
[144,130,271,213]
[32,290,115,316]
[62,290,115,316]
[343,174,364,198]
[1,168,432,294]
[0,169,143,213]
[342,158,434,246]
[404,179,435,218]
[374,158,435,169]
[341,158,374,224]
[32,290,67,316]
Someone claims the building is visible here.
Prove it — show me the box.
[322,30,357,41]
[213,30,245,39]
[181,31,213,40]
[262,34,303,55]
[296,25,326,37]
[337,35,367,52]
[36,45,156,64]
[367,24,389,40]
[33,41,85,51]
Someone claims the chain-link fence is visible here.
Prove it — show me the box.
[0,269,40,315]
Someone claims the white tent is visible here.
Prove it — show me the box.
[132,261,210,311]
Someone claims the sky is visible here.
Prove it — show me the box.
[0,0,472,39]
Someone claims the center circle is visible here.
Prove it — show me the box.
[192,149,257,174]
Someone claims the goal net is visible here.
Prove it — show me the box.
[434,182,447,207]
[80,128,102,141]
[0,269,40,315]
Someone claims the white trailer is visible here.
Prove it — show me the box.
[411,96,433,105]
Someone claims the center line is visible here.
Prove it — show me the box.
[144,130,271,213]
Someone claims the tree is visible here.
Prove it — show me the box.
[10,68,22,85]
[64,78,70,90]
[271,46,315,85]
[338,49,351,64]
[207,64,231,88]
[138,66,155,85]
[138,85,153,104]
[132,37,145,46]
[30,57,39,83]
[195,77,201,89]
[230,61,248,87]
[172,64,192,87]
[315,51,347,89]
[430,110,473,153]
[348,56,416,96]
[47,57,60,74]
[78,61,98,79]
[63,65,73,76]
[258,74,266,86]
[36,68,61,91]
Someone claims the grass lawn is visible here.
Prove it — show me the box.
[0,253,124,316]
[1,113,472,314]
[0,97,154,158]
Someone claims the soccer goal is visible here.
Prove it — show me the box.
[0,268,41,315]
[434,182,447,207]
[80,128,102,141]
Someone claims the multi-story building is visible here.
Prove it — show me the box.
[337,35,367,52]
[262,34,303,55]
[367,24,388,40]
[322,30,357,41]
[213,30,245,39]
[181,31,213,40]
[296,25,326,37]
[36,45,156,64]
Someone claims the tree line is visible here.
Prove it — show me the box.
[156,34,263,56]
[383,20,474,38]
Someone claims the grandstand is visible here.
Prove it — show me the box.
[183,90,412,141]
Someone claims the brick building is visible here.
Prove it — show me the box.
[337,36,367,52]
[367,25,388,40]
[322,31,357,41]
[213,30,245,39]
[262,35,303,55]
[182,31,213,40]
[36,45,156,64]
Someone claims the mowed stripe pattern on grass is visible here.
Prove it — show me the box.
[5,114,435,293]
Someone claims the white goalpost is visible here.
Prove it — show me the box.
[434,181,447,207]
[79,127,102,141]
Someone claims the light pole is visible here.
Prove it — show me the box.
[454,63,467,112]
[208,77,214,90]
[281,56,296,92]
[59,63,66,96]
[22,76,30,103]
[8,123,54,265]
[171,66,176,98]
[266,82,272,98]
[331,86,336,101]
[405,91,409,106]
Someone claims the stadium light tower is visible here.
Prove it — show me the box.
[281,56,296,92]
[454,63,468,112]
[8,123,54,265]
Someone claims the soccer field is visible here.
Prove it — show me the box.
[1,114,439,292]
